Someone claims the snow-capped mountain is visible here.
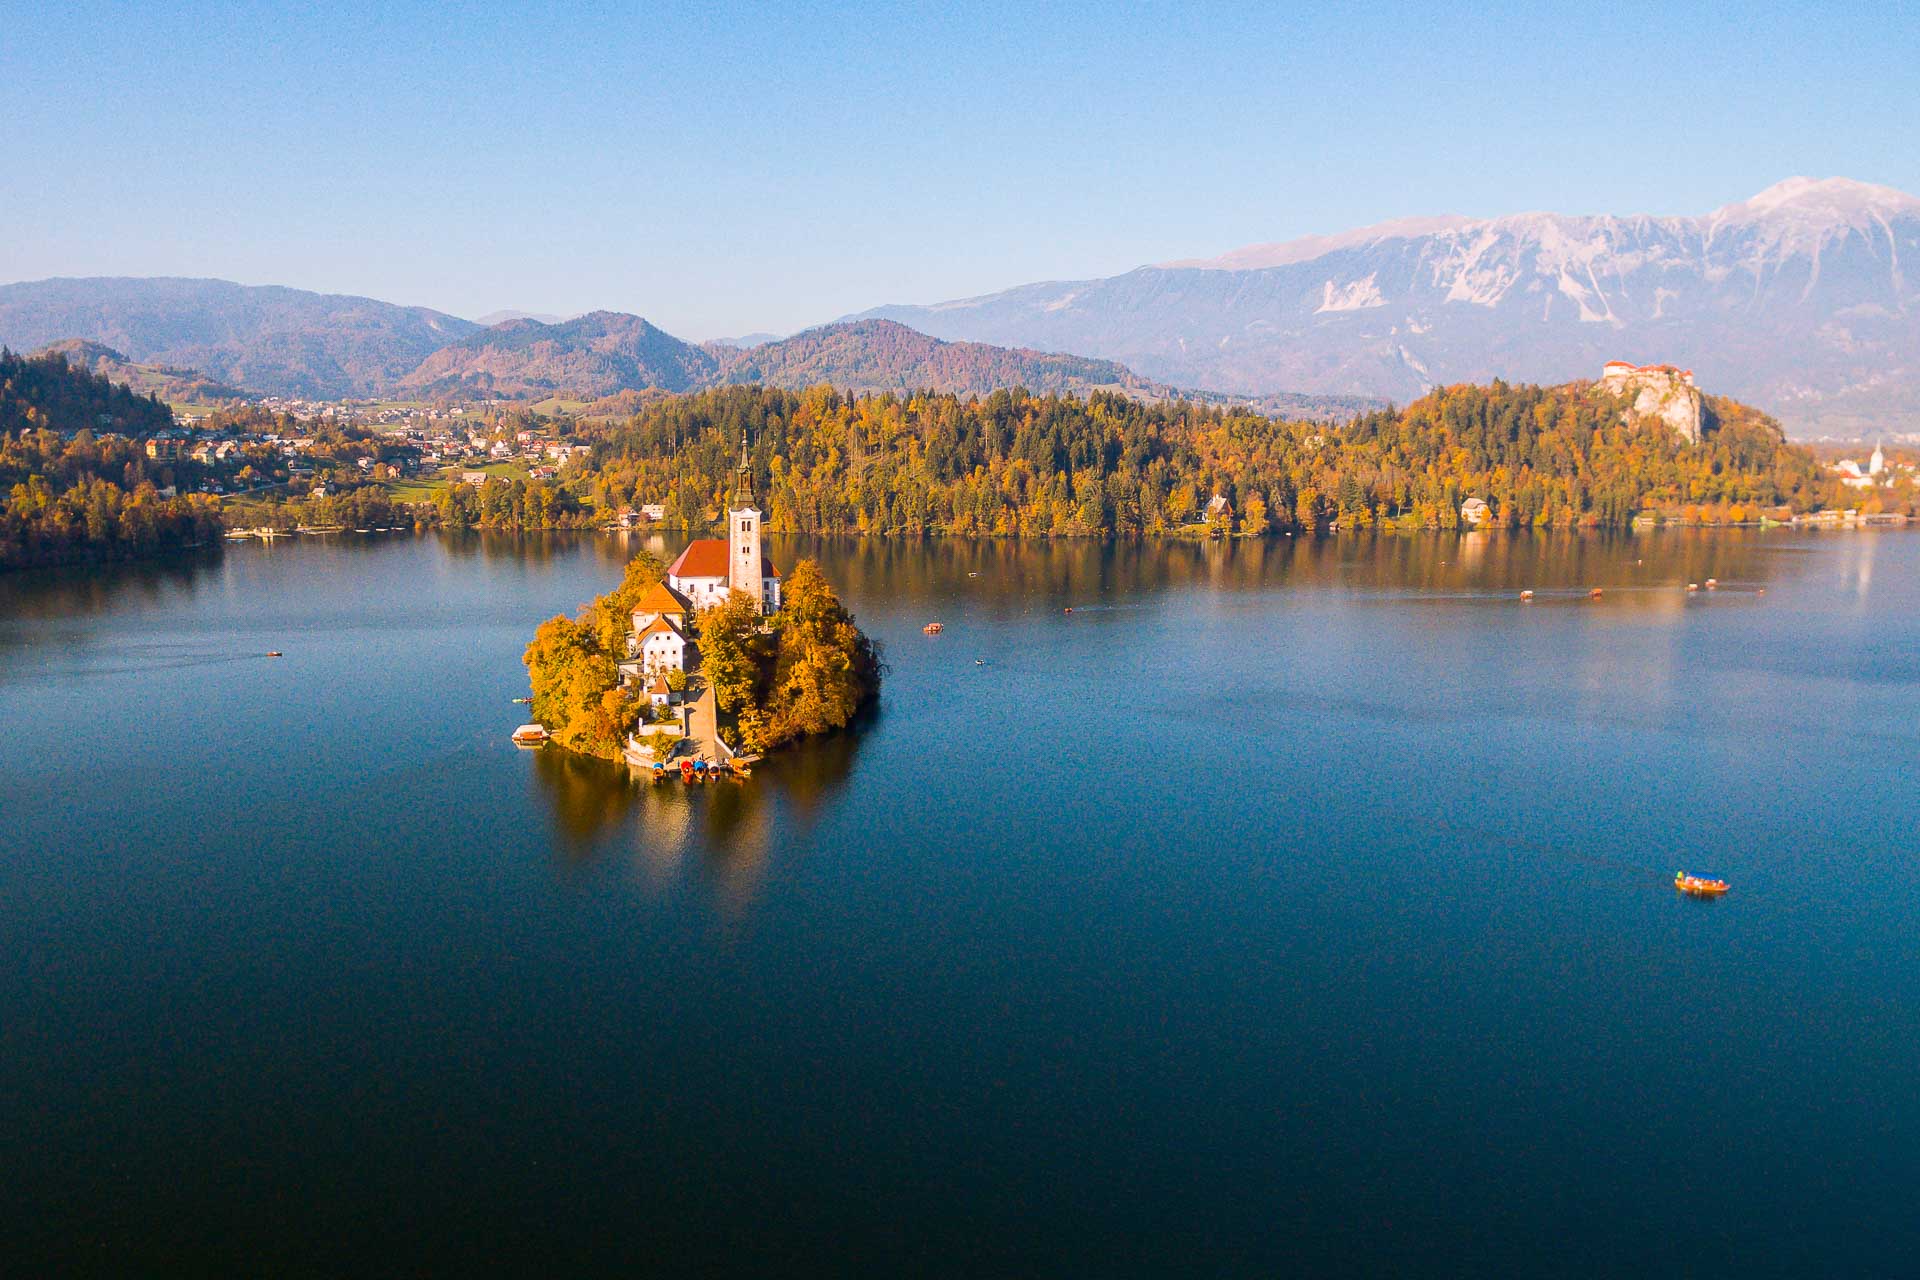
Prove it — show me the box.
[852,178,1920,433]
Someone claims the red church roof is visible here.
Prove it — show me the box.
[667,539,780,581]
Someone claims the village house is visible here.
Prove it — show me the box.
[1460,496,1491,526]
[619,580,692,682]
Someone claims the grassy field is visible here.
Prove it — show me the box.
[381,459,534,501]
[383,478,447,502]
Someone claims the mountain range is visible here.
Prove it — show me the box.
[0,281,1376,419]
[854,177,1920,434]
[4,178,1914,432]
[0,277,477,398]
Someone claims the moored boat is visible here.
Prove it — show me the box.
[511,723,549,746]
[923,622,944,634]
[1675,871,1729,896]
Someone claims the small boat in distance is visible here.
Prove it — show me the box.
[923,622,944,634]
[1519,590,1534,601]
[511,723,549,747]
[1675,871,1730,897]
[265,651,283,658]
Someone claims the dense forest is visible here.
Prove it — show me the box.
[2,351,222,568]
[1,428,222,568]
[699,560,881,754]
[573,381,1829,536]
[2,347,177,437]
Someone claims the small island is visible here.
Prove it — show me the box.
[521,449,879,771]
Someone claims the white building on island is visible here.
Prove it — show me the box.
[664,447,781,613]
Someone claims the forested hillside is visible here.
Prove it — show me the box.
[711,320,1158,398]
[1,349,220,567]
[573,381,1825,536]
[32,339,248,403]
[399,312,720,398]
[0,277,477,398]
[2,347,177,436]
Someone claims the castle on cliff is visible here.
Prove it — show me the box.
[1599,361,1703,444]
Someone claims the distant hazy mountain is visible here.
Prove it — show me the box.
[711,319,1167,397]
[0,277,478,399]
[33,339,249,403]
[707,331,784,350]
[851,178,1920,434]
[474,309,568,326]
[397,315,1377,419]
[398,311,720,398]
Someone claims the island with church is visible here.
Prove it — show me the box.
[519,444,880,773]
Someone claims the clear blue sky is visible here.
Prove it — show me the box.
[4,0,1915,338]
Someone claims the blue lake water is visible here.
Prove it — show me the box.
[3,529,1917,1274]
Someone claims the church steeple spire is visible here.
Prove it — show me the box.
[733,431,753,504]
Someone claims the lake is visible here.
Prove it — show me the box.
[3,529,1917,1275]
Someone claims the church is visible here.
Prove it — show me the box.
[621,451,781,685]
[665,451,781,613]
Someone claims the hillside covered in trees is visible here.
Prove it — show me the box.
[31,339,248,404]
[2,347,177,436]
[573,379,1828,536]
[2,428,222,569]
[2,349,222,568]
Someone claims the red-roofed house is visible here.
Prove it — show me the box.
[632,614,686,678]
[630,580,690,634]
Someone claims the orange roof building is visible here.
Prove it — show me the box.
[630,580,690,632]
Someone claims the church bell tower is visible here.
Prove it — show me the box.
[726,435,765,612]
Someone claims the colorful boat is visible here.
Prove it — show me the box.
[1674,871,1729,897]
[923,622,944,634]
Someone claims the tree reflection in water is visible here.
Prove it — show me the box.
[526,712,868,912]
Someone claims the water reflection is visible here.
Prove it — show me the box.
[767,528,1803,618]
[525,714,867,911]
[0,551,222,625]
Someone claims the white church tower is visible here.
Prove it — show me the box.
[726,436,778,613]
